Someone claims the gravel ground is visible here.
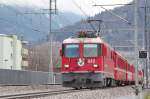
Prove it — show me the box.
[0,85,69,96]
[0,85,146,99]
[36,86,136,99]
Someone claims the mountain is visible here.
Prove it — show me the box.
[0,0,147,46]
[0,4,82,42]
[55,0,146,49]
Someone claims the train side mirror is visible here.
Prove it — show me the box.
[59,49,63,56]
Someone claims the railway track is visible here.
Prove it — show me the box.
[0,89,85,99]
[0,85,134,99]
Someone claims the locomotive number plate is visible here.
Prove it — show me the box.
[87,59,96,64]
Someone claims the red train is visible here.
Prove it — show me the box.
[60,31,143,89]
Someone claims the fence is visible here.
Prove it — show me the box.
[0,69,62,85]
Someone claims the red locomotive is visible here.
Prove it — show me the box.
[60,31,143,89]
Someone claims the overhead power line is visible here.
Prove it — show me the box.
[0,17,47,34]
[93,3,133,6]
[52,28,144,33]
[71,0,96,31]
[1,5,47,34]
[91,0,132,25]
[94,5,132,25]
[21,12,49,14]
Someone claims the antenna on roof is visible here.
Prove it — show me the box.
[78,31,97,38]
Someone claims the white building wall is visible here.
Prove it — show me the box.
[15,40,22,70]
[2,36,13,69]
[0,34,22,70]
[0,36,4,69]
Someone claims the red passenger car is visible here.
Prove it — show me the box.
[113,52,127,85]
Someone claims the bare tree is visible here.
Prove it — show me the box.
[26,41,61,72]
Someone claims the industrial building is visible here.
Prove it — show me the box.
[0,34,28,70]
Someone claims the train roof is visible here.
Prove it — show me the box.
[63,36,114,51]
[63,37,104,44]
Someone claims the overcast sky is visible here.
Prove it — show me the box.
[0,0,133,16]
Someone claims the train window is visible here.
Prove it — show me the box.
[64,44,79,58]
[84,44,98,57]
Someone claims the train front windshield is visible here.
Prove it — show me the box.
[84,44,99,57]
[64,44,79,58]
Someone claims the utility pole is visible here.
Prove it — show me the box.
[23,0,57,84]
[48,0,57,84]
[144,0,149,88]
[134,0,140,96]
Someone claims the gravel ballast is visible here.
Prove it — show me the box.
[0,85,68,96]
[0,85,144,99]
[37,86,136,99]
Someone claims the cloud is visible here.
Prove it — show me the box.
[0,0,49,8]
[0,0,133,16]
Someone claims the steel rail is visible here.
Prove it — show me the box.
[0,89,83,99]
[0,85,134,99]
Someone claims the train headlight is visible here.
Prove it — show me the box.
[93,64,98,68]
[64,64,69,68]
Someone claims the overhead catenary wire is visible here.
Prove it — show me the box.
[97,6,132,25]
[52,28,145,34]
[6,0,58,41]
[93,3,134,7]
[0,16,48,35]
[91,0,132,25]
[91,1,135,39]
[71,0,96,31]
[89,0,141,60]
[1,3,48,35]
